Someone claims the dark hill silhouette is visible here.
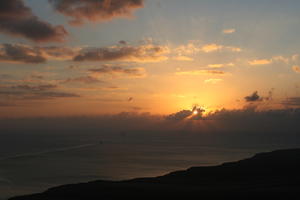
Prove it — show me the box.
[9,149,300,200]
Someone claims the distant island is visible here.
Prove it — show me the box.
[10,149,300,200]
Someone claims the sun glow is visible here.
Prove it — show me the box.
[193,110,198,115]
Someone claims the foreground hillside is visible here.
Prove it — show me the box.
[10,149,300,199]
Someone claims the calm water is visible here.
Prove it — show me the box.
[0,132,286,200]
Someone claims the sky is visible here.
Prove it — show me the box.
[1,0,300,118]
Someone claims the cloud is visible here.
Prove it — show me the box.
[0,44,46,64]
[201,43,241,53]
[201,44,223,53]
[292,65,300,73]
[63,76,104,84]
[207,63,235,68]
[89,65,146,78]
[11,84,58,91]
[166,106,205,121]
[166,109,192,120]
[222,28,236,34]
[49,0,144,25]
[73,43,169,63]
[0,83,80,100]
[0,44,80,64]
[281,97,300,107]
[173,56,193,61]
[0,0,67,42]
[244,91,262,102]
[249,59,272,65]
[176,70,227,76]
[204,78,223,84]
[38,46,80,60]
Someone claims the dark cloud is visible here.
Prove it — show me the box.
[11,84,58,91]
[0,83,80,101]
[119,40,127,45]
[73,43,169,63]
[49,0,144,25]
[63,76,104,84]
[166,110,192,120]
[88,65,146,77]
[244,91,262,102]
[166,106,205,120]
[0,44,46,63]
[0,0,68,42]
[27,91,80,99]
[0,44,79,64]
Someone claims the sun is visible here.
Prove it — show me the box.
[193,110,198,115]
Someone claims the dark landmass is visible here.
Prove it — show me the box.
[10,149,300,199]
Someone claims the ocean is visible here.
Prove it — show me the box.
[0,131,289,200]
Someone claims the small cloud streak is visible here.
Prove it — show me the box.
[204,78,223,84]
[173,55,193,61]
[63,76,104,84]
[249,59,272,65]
[176,70,227,76]
[201,43,241,53]
[201,44,223,53]
[222,28,236,34]
[89,65,146,78]
[208,63,234,68]
[292,65,300,73]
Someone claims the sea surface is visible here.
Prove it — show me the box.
[0,131,291,200]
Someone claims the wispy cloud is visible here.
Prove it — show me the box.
[249,59,272,65]
[222,28,236,34]
[201,43,241,53]
[292,65,300,73]
[173,55,193,61]
[176,70,227,76]
[208,63,235,68]
[204,78,223,84]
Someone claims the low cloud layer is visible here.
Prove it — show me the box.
[2,108,300,148]
[0,0,67,42]
[49,0,144,25]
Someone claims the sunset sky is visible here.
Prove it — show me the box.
[1,0,300,117]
